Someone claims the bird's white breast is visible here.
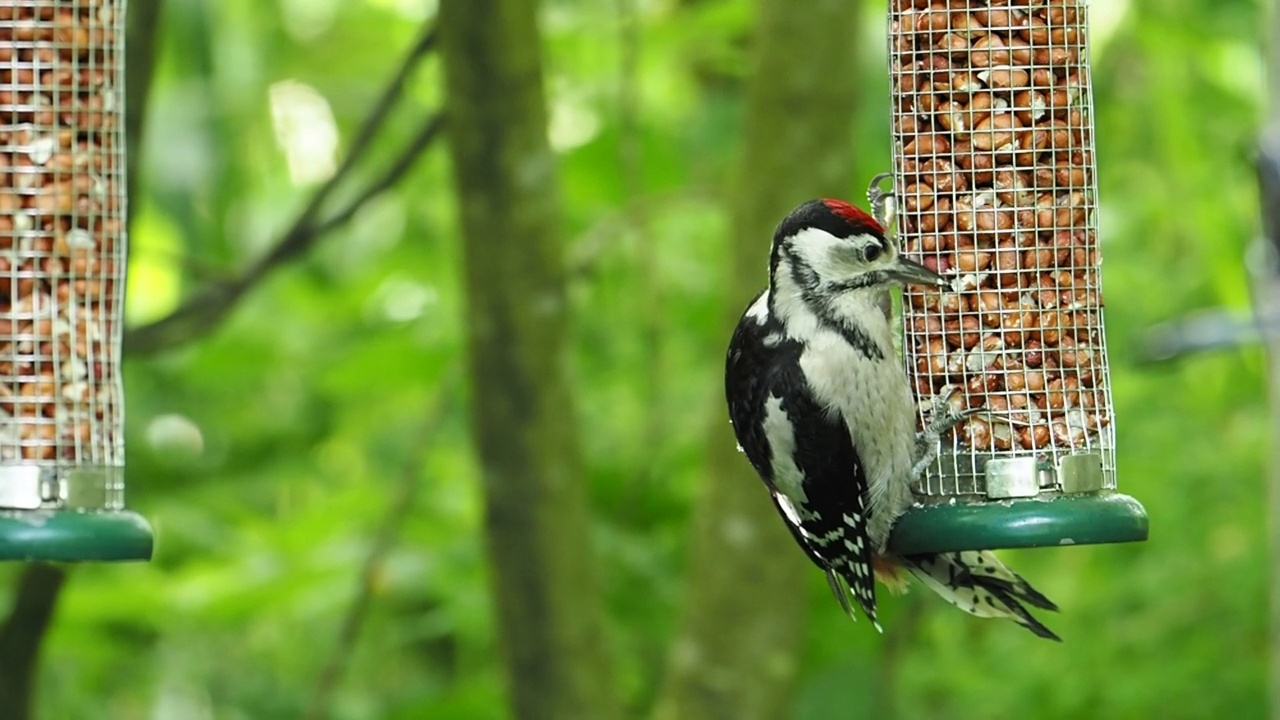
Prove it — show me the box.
[797,316,915,549]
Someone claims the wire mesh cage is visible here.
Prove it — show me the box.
[0,0,151,560]
[884,0,1146,554]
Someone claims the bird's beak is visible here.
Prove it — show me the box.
[885,256,949,288]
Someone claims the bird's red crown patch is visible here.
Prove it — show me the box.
[821,198,883,235]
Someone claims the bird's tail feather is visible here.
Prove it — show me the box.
[825,569,883,633]
[903,550,1060,641]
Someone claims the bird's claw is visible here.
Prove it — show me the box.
[866,172,896,231]
[911,387,976,481]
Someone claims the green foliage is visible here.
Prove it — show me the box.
[1,0,1268,717]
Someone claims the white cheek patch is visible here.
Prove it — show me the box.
[789,227,847,281]
[788,228,886,284]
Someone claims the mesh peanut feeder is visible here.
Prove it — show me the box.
[0,1,151,560]
[883,1,1147,554]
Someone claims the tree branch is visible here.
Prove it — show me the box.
[308,115,445,242]
[303,366,460,720]
[125,0,166,207]
[0,564,69,720]
[312,25,439,218]
[123,23,442,356]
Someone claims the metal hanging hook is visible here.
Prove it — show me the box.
[866,171,896,233]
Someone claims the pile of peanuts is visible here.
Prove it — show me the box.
[891,0,1109,454]
[0,2,123,464]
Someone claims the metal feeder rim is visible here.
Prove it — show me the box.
[0,509,153,562]
[886,492,1148,556]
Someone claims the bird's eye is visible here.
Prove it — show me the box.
[863,244,883,263]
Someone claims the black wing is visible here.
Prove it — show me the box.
[725,292,778,484]
[724,293,879,625]
[725,297,828,570]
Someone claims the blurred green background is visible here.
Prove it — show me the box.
[0,0,1270,717]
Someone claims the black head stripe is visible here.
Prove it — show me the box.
[786,247,820,291]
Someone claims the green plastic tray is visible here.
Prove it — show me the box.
[0,509,153,561]
[887,492,1148,555]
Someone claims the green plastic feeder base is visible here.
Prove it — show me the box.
[0,509,153,561]
[887,492,1148,556]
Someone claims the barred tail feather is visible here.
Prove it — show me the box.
[826,567,883,633]
[770,491,882,631]
[825,569,856,618]
[904,551,1061,641]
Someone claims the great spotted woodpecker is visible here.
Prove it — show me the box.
[724,194,1060,640]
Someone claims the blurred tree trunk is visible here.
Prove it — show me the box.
[438,3,619,719]
[654,1,861,719]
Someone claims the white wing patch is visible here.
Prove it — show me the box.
[774,492,804,526]
[762,395,814,519]
[774,493,836,547]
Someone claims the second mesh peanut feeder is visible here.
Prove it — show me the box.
[883,1,1148,554]
[0,0,151,561]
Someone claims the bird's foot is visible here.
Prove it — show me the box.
[866,172,896,231]
[912,386,982,481]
